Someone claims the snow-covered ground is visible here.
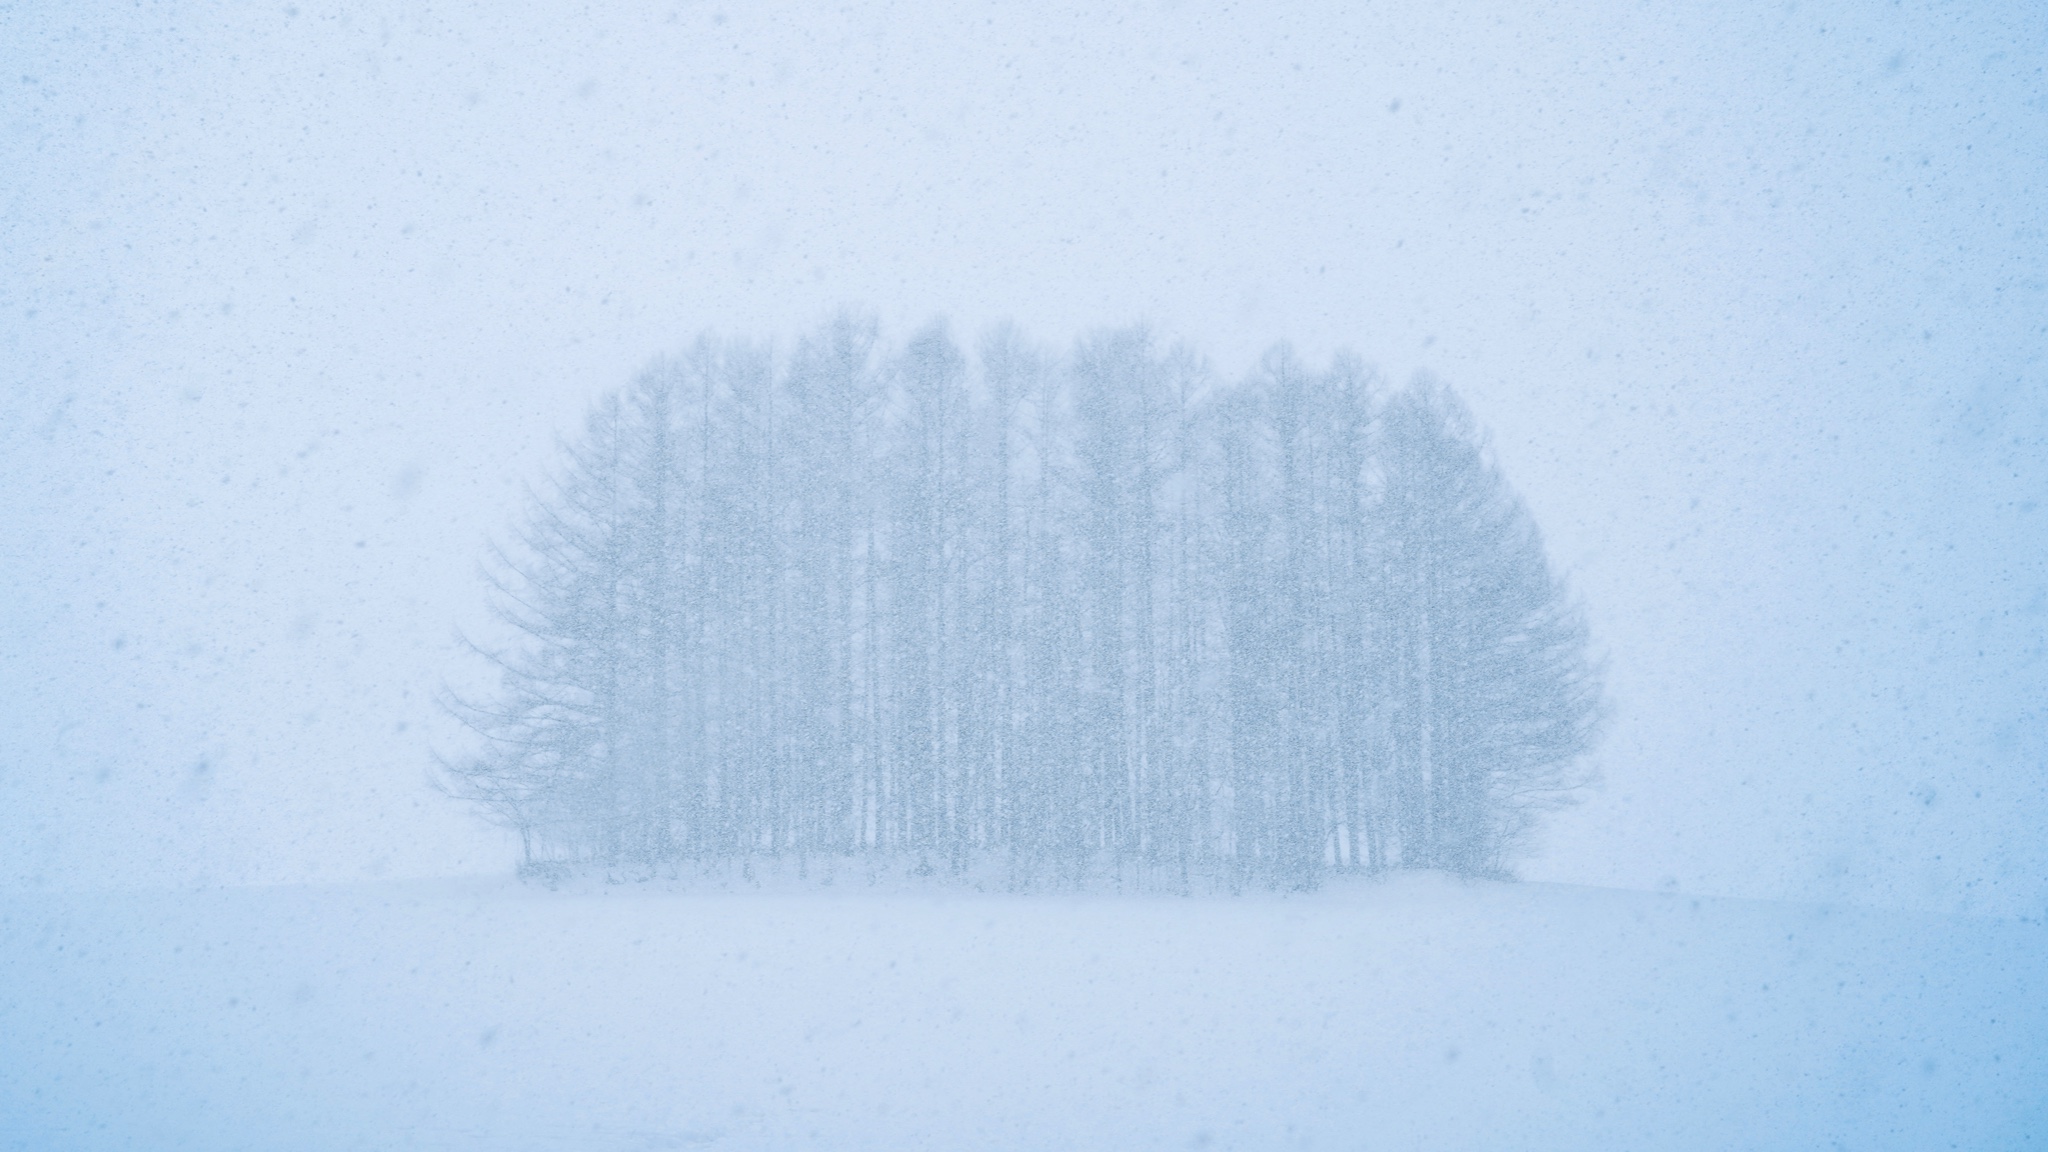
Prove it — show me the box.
[3,874,2041,1151]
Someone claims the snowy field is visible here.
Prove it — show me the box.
[3,874,2042,1151]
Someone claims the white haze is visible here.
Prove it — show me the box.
[4,0,2045,915]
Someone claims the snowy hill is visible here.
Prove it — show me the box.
[3,875,2042,1151]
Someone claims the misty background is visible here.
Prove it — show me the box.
[4,0,2042,913]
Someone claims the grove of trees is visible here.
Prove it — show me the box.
[443,315,1602,889]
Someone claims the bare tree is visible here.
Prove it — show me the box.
[443,322,1601,886]
[1376,376,1604,873]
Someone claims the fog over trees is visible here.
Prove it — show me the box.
[444,315,1602,888]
